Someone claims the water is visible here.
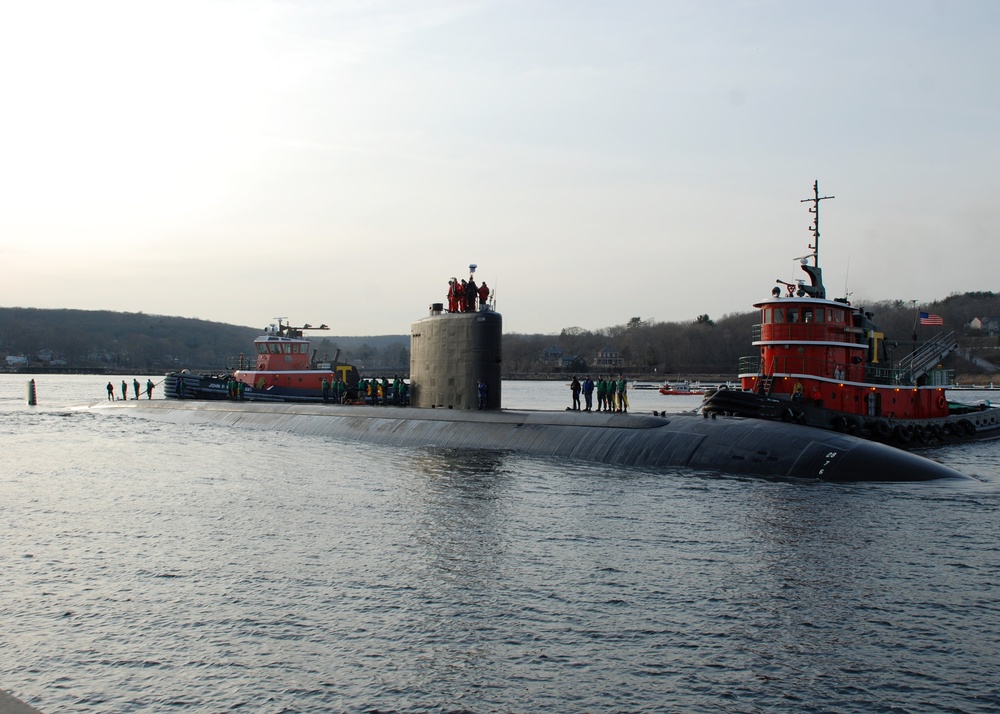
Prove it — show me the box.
[3,375,1000,713]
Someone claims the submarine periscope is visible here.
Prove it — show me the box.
[97,292,971,483]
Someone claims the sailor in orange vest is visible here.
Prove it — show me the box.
[447,279,459,312]
[477,282,490,309]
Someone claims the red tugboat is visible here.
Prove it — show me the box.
[702,182,1000,447]
[165,319,361,402]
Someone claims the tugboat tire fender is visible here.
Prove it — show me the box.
[959,419,977,436]
[931,423,945,439]
[893,424,913,443]
[914,425,931,444]
[866,420,891,440]
[833,415,849,433]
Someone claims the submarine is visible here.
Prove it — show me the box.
[96,298,972,483]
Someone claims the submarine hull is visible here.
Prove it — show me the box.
[94,400,970,483]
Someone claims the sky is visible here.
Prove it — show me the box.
[1,0,997,336]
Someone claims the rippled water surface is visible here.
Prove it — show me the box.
[3,375,1000,712]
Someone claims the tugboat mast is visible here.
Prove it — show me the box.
[800,180,834,267]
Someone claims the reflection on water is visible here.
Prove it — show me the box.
[402,448,516,592]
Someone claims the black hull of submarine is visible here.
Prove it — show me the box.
[98,400,970,482]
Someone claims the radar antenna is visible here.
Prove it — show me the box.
[800,180,834,267]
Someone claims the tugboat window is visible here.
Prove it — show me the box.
[773,308,785,323]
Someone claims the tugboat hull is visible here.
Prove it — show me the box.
[703,387,1000,449]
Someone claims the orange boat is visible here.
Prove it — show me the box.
[165,320,361,402]
[702,182,1000,448]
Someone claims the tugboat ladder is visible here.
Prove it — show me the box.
[896,331,959,382]
[756,358,776,395]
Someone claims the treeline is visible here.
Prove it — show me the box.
[2,290,997,377]
[0,307,409,373]
[502,291,1000,378]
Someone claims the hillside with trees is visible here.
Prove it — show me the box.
[501,291,1000,380]
[0,308,408,374]
[2,290,998,379]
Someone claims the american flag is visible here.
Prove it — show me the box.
[920,311,944,326]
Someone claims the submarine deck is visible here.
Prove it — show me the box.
[90,400,972,483]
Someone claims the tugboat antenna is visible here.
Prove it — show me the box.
[800,180,834,267]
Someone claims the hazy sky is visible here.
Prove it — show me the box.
[1,0,997,335]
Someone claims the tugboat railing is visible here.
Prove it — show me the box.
[226,354,253,371]
[740,354,924,386]
[895,331,959,381]
[750,323,867,345]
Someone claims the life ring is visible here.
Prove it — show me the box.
[937,395,946,409]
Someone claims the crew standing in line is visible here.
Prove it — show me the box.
[121,380,128,401]
[570,376,581,411]
[133,379,140,400]
[107,382,115,400]
[617,376,629,413]
[596,376,606,412]
[583,375,594,411]
[146,379,154,399]
[477,282,490,309]
[607,378,617,413]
